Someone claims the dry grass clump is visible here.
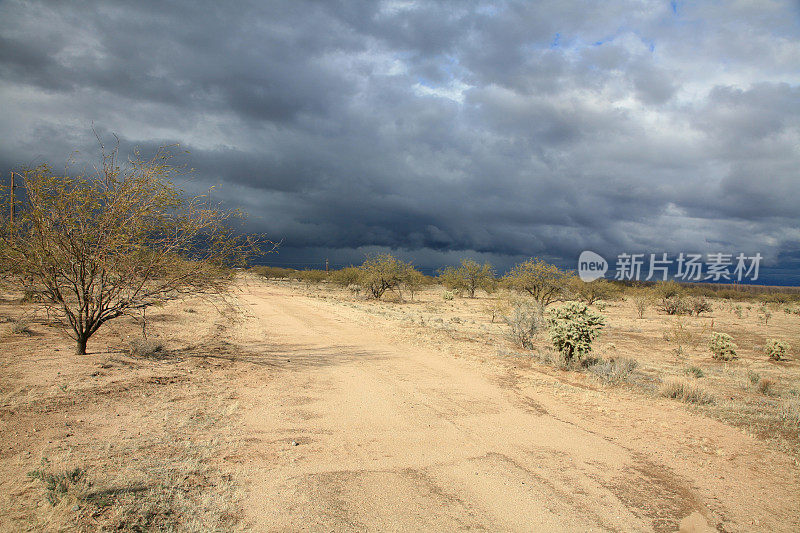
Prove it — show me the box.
[126,337,166,358]
[660,378,715,405]
[27,444,238,532]
[756,378,776,395]
[778,396,800,428]
[9,319,33,335]
[683,365,705,378]
[27,466,87,506]
[588,357,638,384]
[746,371,776,395]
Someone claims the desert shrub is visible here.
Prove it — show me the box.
[746,371,775,394]
[547,302,605,361]
[778,397,800,428]
[127,338,165,358]
[329,266,361,288]
[732,304,744,318]
[442,290,454,301]
[20,288,44,302]
[760,292,793,305]
[663,317,698,350]
[250,266,297,279]
[653,280,682,300]
[438,259,496,298]
[652,281,691,315]
[9,319,33,335]
[486,294,512,323]
[684,365,705,378]
[757,303,772,325]
[708,332,737,361]
[296,269,328,284]
[661,295,691,315]
[660,378,715,404]
[27,467,87,506]
[716,289,743,300]
[358,253,416,300]
[588,357,638,384]
[764,339,790,361]
[690,297,712,316]
[534,347,572,370]
[571,278,620,305]
[403,269,429,300]
[503,301,542,349]
[757,377,775,395]
[630,291,650,319]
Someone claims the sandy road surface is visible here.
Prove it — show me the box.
[220,279,799,532]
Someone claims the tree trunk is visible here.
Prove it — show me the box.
[76,335,88,355]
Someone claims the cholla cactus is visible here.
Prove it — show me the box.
[547,302,605,361]
[708,332,737,360]
[764,339,790,361]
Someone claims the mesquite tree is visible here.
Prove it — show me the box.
[358,253,416,299]
[438,259,496,298]
[0,144,271,354]
[503,257,572,309]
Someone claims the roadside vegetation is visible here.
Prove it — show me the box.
[252,255,800,455]
[3,143,799,529]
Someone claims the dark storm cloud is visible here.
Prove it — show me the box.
[1,0,799,280]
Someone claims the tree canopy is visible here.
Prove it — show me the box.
[0,144,272,354]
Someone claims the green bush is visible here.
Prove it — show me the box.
[329,266,361,288]
[296,269,328,284]
[765,339,790,361]
[250,265,298,279]
[503,258,572,308]
[403,269,429,300]
[683,365,705,378]
[653,280,683,300]
[708,332,737,361]
[569,278,620,305]
[358,253,416,299]
[547,302,605,361]
[438,259,496,298]
[27,467,87,506]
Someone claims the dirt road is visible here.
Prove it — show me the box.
[218,279,799,532]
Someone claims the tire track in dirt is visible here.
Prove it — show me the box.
[220,279,788,532]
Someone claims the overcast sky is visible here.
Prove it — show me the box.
[1,1,799,282]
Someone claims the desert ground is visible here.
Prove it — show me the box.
[1,274,799,532]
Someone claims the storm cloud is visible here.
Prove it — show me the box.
[1,1,799,281]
